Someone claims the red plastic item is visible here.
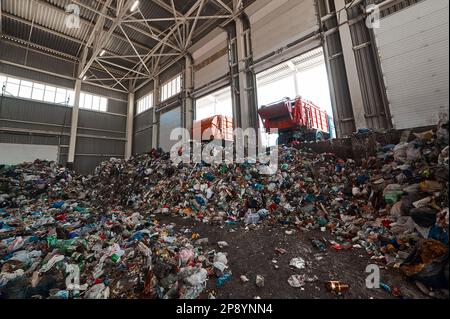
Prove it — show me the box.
[55,214,66,221]
[331,243,352,250]
[382,219,392,229]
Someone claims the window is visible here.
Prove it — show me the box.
[160,74,182,102]
[0,75,7,89]
[18,80,33,99]
[43,86,56,103]
[195,87,233,121]
[79,92,108,112]
[92,95,100,111]
[99,98,107,112]
[0,74,106,110]
[137,92,153,115]
[5,78,20,96]
[55,88,67,104]
[66,90,75,107]
[32,83,45,101]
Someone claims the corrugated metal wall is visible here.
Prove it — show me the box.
[133,80,154,155]
[373,0,449,129]
[0,95,127,174]
[133,64,184,155]
[133,111,153,155]
[160,63,183,85]
[0,44,128,174]
[0,41,77,78]
[0,96,72,166]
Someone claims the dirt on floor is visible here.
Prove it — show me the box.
[156,215,428,300]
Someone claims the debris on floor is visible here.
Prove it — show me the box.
[0,121,448,299]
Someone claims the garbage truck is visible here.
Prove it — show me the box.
[192,115,234,142]
[258,97,332,144]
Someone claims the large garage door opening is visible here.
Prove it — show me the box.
[194,86,234,143]
[256,47,336,145]
[195,86,233,121]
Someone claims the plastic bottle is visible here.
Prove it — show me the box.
[325,281,349,293]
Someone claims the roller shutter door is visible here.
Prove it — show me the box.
[247,0,319,61]
[159,107,181,152]
[373,0,449,129]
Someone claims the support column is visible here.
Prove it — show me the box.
[323,39,343,137]
[67,79,81,168]
[152,77,159,149]
[234,8,250,131]
[183,55,194,139]
[334,0,367,129]
[125,92,135,159]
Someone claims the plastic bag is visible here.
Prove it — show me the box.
[393,143,408,162]
[85,283,110,299]
[244,212,260,225]
[406,144,422,162]
[288,274,306,288]
[401,239,448,289]
[184,268,208,287]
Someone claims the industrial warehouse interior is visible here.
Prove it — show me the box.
[0,0,449,307]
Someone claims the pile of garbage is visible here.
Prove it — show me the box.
[0,121,448,298]
[0,162,230,298]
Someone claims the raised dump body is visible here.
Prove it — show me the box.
[192,115,234,142]
[258,97,330,143]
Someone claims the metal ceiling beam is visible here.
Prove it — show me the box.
[122,15,233,23]
[79,0,135,79]
[212,0,234,14]
[1,35,129,79]
[118,25,152,76]
[70,0,172,47]
[234,0,244,13]
[132,1,241,92]
[144,0,207,60]
[99,53,179,59]
[185,0,207,49]
[30,0,154,54]
[79,0,114,78]
[88,76,149,81]
[152,0,183,17]
[94,59,150,77]
[1,12,138,66]
[2,34,78,61]
[95,59,129,91]
[130,0,209,90]
[126,9,182,52]
[169,0,184,48]
[2,0,248,93]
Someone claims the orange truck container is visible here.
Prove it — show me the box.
[258,97,331,143]
[192,115,234,142]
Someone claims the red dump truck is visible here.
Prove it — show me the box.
[258,97,331,144]
[192,115,234,142]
